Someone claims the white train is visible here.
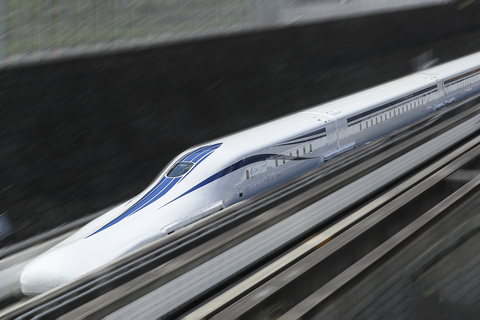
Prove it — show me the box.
[21,52,480,295]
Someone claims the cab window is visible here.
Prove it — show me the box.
[166,162,194,177]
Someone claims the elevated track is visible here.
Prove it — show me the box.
[2,94,480,319]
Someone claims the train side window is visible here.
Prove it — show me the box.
[296,150,300,158]
[309,144,313,153]
[366,121,369,128]
[246,170,250,179]
[275,159,278,167]
[394,110,396,116]
[371,119,373,126]
[360,123,362,131]
[376,117,378,124]
[303,147,306,155]
[283,155,286,163]
[290,152,292,158]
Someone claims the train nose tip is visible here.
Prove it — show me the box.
[20,249,66,295]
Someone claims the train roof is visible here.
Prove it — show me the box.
[302,73,436,121]
[422,51,480,80]
[191,51,480,160]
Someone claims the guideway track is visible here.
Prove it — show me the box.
[3,94,480,319]
[192,122,480,319]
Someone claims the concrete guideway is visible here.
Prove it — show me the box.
[3,94,479,319]
[67,99,480,320]
[301,179,480,319]
[186,124,480,319]
[206,123,480,319]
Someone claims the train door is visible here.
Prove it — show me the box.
[422,73,446,110]
[320,112,357,162]
[238,159,267,200]
[319,114,340,162]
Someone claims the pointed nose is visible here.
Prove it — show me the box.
[20,248,66,295]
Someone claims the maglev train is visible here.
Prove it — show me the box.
[21,51,480,295]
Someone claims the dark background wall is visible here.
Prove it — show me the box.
[1,3,480,243]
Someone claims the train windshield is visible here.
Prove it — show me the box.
[166,162,194,177]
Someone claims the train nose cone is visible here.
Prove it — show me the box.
[20,248,66,295]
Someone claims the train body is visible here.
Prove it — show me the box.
[21,52,480,295]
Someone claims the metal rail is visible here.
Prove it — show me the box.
[2,94,480,319]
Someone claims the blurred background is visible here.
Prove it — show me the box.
[0,0,452,60]
[0,0,479,245]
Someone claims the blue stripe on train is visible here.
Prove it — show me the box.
[165,153,316,206]
[87,143,222,237]
[279,128,326,145]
